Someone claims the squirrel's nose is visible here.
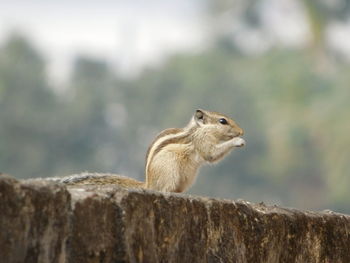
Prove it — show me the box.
[238,128,244,136]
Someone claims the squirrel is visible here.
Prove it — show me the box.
[51,109,245,193]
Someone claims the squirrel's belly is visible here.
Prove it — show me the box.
[176,154,202,192]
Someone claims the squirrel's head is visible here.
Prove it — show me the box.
[193,109,244,145]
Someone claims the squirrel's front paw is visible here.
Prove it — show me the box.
[231,137,245,147]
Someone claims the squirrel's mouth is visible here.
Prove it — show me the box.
[223,135,234,141]
[226,134,239,140]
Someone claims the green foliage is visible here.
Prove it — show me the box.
[0,34,57,178]
[0,33,349,213]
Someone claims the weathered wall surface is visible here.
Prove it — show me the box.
[0,174,349,263]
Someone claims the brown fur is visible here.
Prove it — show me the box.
[144,109,245,192]
[60,109,245,193]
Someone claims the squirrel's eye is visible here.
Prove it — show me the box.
[219,118,228,125]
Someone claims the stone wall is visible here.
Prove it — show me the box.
[0,174,349,263]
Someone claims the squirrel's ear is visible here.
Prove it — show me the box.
[194,109,206,125]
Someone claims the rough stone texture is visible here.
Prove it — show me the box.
[0,175,70,263]
[0,175,349,263]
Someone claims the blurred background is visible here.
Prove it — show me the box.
[1,0,349,213]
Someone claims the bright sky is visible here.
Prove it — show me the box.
[1,0,350,83]
[0,0,205,82]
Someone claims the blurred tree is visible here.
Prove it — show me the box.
[1,0,350,214]
[0,34,58,178]
[51,56,127,176]
[202,0,350,212]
